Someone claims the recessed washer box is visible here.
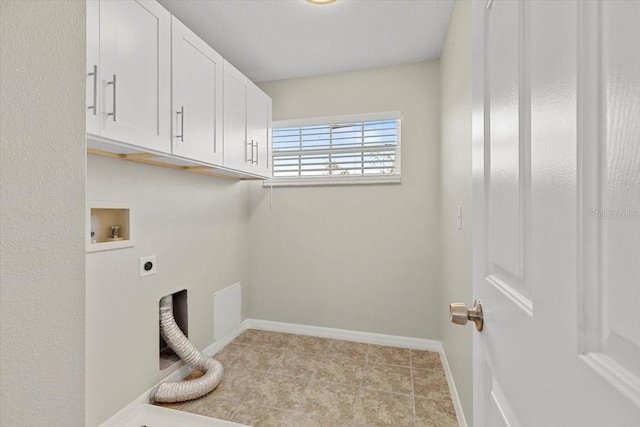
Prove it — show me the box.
[140,255,157,277]
[86,200,134,253]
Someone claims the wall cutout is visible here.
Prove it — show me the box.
[159,289,189,370]
[86,200,134,252]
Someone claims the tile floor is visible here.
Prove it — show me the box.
[157,329,458,427]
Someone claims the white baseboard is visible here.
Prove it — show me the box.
[203,319,250,357]
[99,320,248,427]
[440,346,468,427]
[246,318,443,351]
[101,319,466,427]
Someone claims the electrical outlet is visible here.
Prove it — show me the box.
[140,255,156,277]
[457,206,463,230]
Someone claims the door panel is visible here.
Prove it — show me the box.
[579,0,640,406]
[100,0,170,153]
[473,0,640,426]
[487,0,527,292]
[487,370,522,427]
[247,86,271,176]
[600,0,640,369]
[263,96,273,177]
[223,62,249,172]
[172,17,223,165]
[87,0,100,135]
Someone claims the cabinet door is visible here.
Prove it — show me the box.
[171,17,223,165]
[86,0,100,135]
[223,61,251,172]
[247,86,272,178]
[99,0,171,153]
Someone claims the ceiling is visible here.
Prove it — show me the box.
[158,0,454,82]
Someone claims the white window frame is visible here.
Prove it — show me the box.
[266,111,402,187]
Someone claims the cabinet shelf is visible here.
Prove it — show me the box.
[87,136,267,181]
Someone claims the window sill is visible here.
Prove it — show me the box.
[262,174,401,187]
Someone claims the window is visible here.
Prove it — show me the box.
[270,112,401,185]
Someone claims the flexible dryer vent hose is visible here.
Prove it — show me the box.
[149,295,224,403]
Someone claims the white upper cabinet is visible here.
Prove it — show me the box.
[98,0,171,153]
[247,85,272,177]
[223,60,250,172]
[223,61,272,177]
[86,0,100,135]
[86,0,271,180]
[171,17,223,165]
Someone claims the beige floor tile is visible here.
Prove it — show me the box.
[314,356,365,386]
[414,396,458,427]
[270,349,322,378]
[353,389,415,426]
[367,345,411,367]
[363,362,412,394]
[180,394,239,420]
[214,343,248,364]
[228,345,284,371]
[233,329,261,345]
[230,402,292,427]
[411,350,443,371]
[158,335,458,427]
[251,331,294,349]
[280,411,343,427]
[287,334,332,354]
[298,380,359,420]
[413,368,451,401]
[208,366,266,401]
[244,372,310,410]
[326,340,368,361]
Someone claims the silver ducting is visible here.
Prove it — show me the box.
[149,295,224,403]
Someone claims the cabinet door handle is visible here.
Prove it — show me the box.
[176,106,184,142]
[107,74,117,121]
[246,139,254,163]
[88,65,97,115]
[253,140,259,165]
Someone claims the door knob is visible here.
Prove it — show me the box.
[449,300,484,331]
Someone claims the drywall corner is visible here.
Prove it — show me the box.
[439,0,474,424]
[0,1,87,425]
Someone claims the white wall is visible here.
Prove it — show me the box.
[248,62,441,339]
[439,0,473,424]
[0,1,86,426]
[85,156,250,425]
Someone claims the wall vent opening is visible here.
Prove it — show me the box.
[159,289,188,370]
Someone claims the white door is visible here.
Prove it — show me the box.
[471,1,640,426]
[223,61,251,172]
[99,0,171,153]
[86,0,100,135]
[171,16,223,165]
[247,85,272,177]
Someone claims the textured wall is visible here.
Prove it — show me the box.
[248,62,441,339]
[439,0,473,424]
[86,155,250,425]
[0,1,86,426]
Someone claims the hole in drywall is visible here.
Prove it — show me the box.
[159,289,188,370]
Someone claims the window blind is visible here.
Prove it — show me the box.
[272,118,400,179]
